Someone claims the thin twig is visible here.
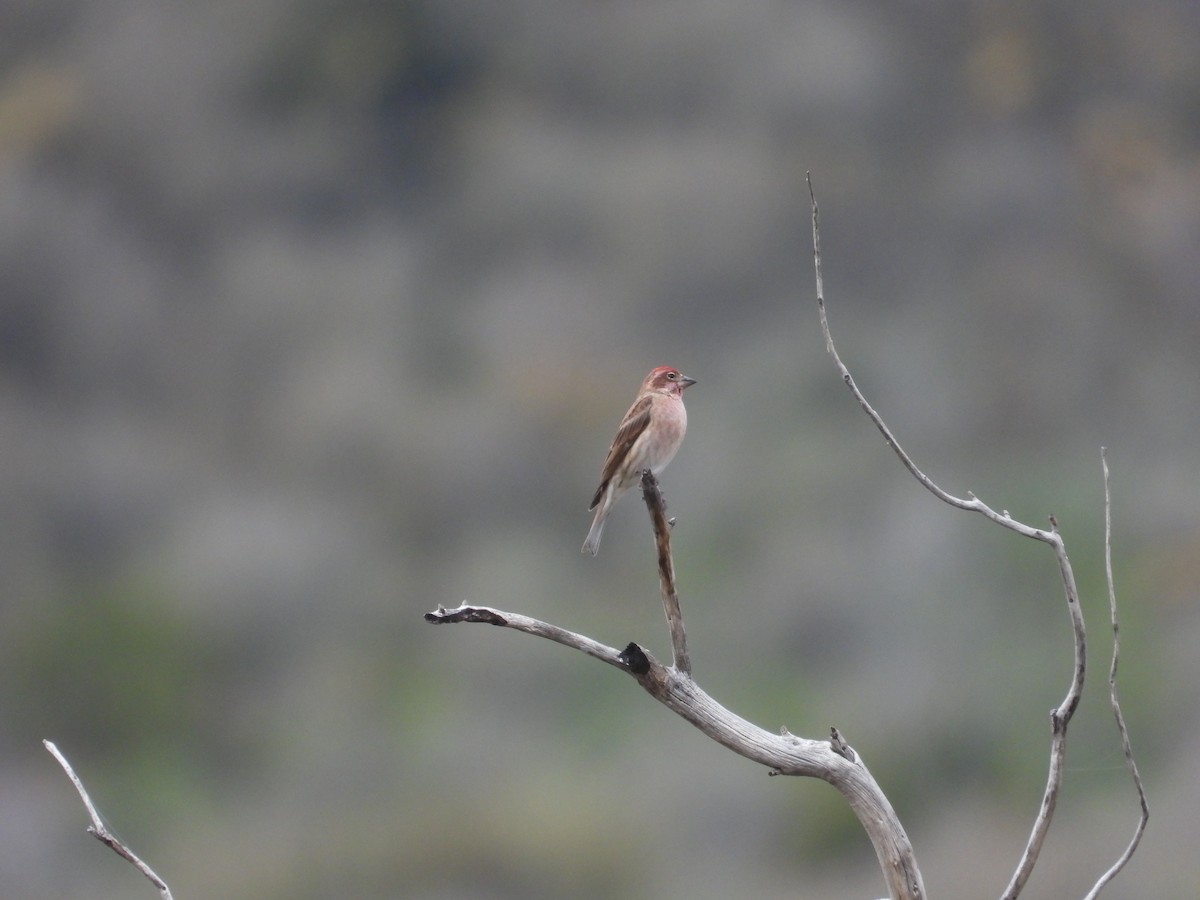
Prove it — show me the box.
[43,740,175,900]
[806,173,1089,899]
[640,470,691,673]
[1082,449,1149,899]
[426,604,628,669]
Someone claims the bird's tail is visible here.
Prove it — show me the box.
[581,507,606,556]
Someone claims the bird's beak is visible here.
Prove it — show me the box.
[680,375,697,389]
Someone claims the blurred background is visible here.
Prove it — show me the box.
[1,0,1197,897]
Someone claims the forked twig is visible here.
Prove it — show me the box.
[44,740,174,900]
[806,173,1138,897]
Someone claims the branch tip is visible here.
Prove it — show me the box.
[811,185,1139,897]
[829,727,856,762]
[44,740,174,899]
[425,605,508,626]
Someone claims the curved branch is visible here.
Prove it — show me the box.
[426,598,925,899]
[428,474,926,900]
[1082,449,1149,899]
[805,174,1144,898]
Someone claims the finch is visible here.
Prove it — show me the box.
[582,365,696,556]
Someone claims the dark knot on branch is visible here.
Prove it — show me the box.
[425,605,508,626]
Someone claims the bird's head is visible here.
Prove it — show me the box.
[644,366,697,396]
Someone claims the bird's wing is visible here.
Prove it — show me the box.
[589,395,653,509]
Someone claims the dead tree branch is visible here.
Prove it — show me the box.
[428,178,1144,900]
[641,472,690,673]
[806,173,1144,898]
[427,474,926,900]
[44,740,174,900]
[1082,449,1149,899]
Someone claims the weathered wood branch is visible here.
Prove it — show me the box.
[806,173,1144,898]
[427,178,1145,900]
[428,473,926,900]
[44,740,174,900]
[1082,449,1149,900]
[640,471,690,673]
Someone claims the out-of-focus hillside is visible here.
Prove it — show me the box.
[1,1,1197,897]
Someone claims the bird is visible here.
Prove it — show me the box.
[582,365,696,555]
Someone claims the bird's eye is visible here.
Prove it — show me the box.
[667,371,676,379]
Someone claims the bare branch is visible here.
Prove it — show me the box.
[806,173,1091,898]
[427,596,925,899]
[428,463,925,898]
[43,740,174,900]
[640,470,690,673]
[1082,449,1149,899]
[425,604,628,669]
[429,178,1148,900]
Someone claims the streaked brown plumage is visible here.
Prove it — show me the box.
[582,366,695,556]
